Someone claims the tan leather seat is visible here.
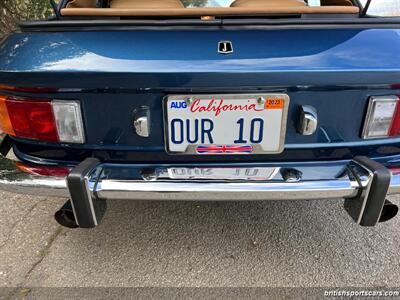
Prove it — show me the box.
[231,0,306,7]
[110,0,184,9]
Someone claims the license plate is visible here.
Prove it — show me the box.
[165,94,289,154]
[167,167,278,181]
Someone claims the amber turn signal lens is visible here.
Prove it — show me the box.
[0,95,15,136]
[15,162,72,177]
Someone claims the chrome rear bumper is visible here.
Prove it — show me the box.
[95,175,360,201]
[1,134,400,227]
[0,148,367,201]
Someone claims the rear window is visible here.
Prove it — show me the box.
[360,0,400,16]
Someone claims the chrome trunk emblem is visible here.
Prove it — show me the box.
[218,41,233,54]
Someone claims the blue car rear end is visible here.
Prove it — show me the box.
[1,0,400,228]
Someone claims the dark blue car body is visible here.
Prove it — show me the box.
[1,28,400,164]
[1,4,400,228]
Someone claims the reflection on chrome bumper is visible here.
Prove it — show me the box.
[0,135,69,198]
[1,134,400,227]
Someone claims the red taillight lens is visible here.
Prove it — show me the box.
[389,101,400,136]
[6,98,59,142]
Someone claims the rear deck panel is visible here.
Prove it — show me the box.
[1,28,400,163]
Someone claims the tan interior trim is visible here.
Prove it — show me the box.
[61,6,360,17]
[231,0,307,8]
[66,0,97,8]
[110,0,185,9]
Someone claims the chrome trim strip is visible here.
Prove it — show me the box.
[84,176,98,227]
[349,161,375,224]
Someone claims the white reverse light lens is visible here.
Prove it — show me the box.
[52,100,85,144]
[362,96,399,139]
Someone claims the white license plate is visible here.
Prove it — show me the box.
[168,167,278,181]
[165,94,289,154]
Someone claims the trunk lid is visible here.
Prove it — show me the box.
[1,28,400,163]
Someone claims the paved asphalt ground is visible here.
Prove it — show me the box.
[1,191,400,299]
